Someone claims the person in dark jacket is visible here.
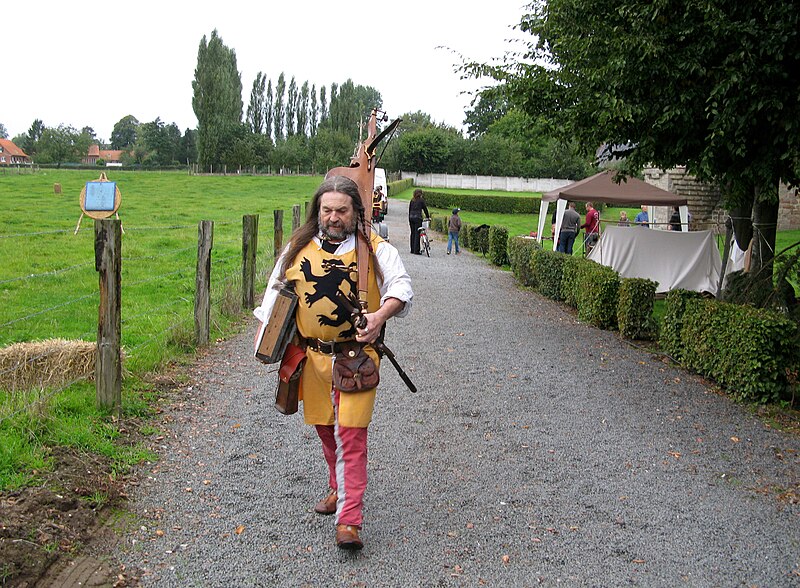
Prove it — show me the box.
[408,189,430,254]
[669,206,682,231]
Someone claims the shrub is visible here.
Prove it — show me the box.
[561,256,595,309]
[617,278,657,339]
[460,222,472,249]
[470,225,490,256]
[680,299,799,403]
[430,215,446,233]
[489,226,509,266]
[659,289,703,361]
[531,249,568,300]
[508,236,540,287]
[577,262,620,329]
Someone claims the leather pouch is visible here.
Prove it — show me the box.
[275,343,306,415]
[332,343,379,393]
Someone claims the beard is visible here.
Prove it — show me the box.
[319,215,357,241]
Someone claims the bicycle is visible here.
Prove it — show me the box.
[418,218,431,257]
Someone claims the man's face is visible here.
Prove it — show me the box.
[319,191,356,241]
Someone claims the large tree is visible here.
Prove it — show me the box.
[192,29,243,169]
[325,79,382,144]
[0,123,8,139]
[36,124,90,167]
[246,72,266,134]
[285,76,297,137]
[264,79,274,142]
[298,81,310,137]
[273,73,286,142]
[111,115,139,149]
[464,0,800,277]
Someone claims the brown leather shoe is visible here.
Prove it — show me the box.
[314,489,337,515]
[335,524,363,550]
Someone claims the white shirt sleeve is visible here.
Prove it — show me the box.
[253,248,289,323]
[376,240,413,318]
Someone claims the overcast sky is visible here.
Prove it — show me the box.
[1,1,529,142]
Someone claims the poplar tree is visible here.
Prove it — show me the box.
[246,72,266,134]
[298,81,310,137]
[286,76,297,137]
[274,73,286,142]
[192,29,243,169]
[264,79,274,142]
[319,85,328,126]
[309,84,318,137]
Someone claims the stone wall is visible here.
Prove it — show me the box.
[778,183,800,230]
[642,167,726,234]
[400,171,572,194]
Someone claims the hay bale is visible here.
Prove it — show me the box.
[0,339,96,392]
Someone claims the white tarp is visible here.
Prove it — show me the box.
[587,225,722,295]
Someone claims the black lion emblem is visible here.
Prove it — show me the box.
[299,257,358,338]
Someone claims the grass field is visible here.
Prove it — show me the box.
[1,169,326,489]
[0,170,323,371]
[2,170,799,490]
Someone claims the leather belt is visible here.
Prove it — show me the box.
[303,338,357,355]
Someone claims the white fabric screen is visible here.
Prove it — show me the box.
[587,225,722,295]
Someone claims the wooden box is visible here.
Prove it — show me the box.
[255,286,298,364]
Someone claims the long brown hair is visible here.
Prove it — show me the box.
[277,176,370,281]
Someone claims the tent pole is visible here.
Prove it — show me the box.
[716,217,733,297]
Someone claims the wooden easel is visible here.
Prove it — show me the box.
[75,172,124,234]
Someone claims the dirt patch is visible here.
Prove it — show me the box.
[0,360,201,587]
[0,446,136,587]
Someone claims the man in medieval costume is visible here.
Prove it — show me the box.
[254,176,413,550]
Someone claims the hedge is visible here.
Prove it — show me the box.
[617,278,657,339]
[531,249,568,301]
[470,225,490,256]
[576,262,620,329]
[561,256,596,309]
[387,178,413,196]
[680,299,799,403]
[420,190,541,214]
[489,226,509,266]
[508,236,540,287]
[659,290,703,361]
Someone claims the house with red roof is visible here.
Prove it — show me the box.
[83,145,126,166]
[0,138,31,165]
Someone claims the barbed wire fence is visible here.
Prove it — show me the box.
[0,205,304,425]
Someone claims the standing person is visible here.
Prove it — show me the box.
[447,208,462,255]
[669,206,682,231]
[581,201,600,254]
[408,189,430,255]
[634,205,649,227]
[254,176,413,550]
[618,211,631,226]
[557,201,581,255]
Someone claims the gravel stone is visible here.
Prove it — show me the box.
[114,200,800,587]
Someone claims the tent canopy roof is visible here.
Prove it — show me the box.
[543,170,688,206]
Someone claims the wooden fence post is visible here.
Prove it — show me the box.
[274,210,284,260]
[194,220,214,345]
[242,214,258,309]
[95,219,122,414]
[292,205,301,231]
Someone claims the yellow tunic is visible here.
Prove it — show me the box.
[285,234,383,428]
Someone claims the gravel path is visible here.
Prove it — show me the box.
[115,200,799,587]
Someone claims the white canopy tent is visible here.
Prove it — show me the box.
[537,170,690,246]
